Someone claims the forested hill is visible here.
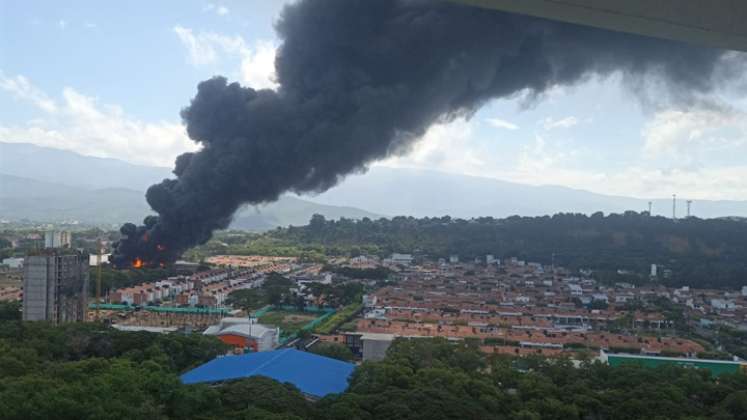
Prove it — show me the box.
[271,212,747,289]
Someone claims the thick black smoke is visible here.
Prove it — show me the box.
[113,0,737,267]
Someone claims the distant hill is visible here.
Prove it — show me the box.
[0,173,151,224]
[312,166,747,219]
[5,141,747,223]
[0,173,379,229]
[0,142,173,191]
[0,142,381,229]
[232,196,380,230]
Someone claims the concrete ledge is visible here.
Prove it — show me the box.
[451,0,747,52]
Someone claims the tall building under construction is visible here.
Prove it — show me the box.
[22,250,89,323]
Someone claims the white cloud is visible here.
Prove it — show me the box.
[541,116,579,130]
[377,118,485,174]
[0,74,196,167]
[173,25,243,66]
[203,3,230,16]
[58,19,67,30]
[0,73,58,113]
[239,41,277,90]
[173,26,277,89]
[373,113,747,200]
[642,108,747,160]
[484,117,519,130]
[515,135,570,173]
[84,22,97,29]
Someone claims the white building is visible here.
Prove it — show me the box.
[742,286,747,297]
[362,294,378,307]
[1,257,24,269]
[592,293,609,303]
[515,296,531,304]
[389,253,413,265]
[203,317,279,352]
[615,294,634,303]
[711,299,736,311]
[44,231,71,248]
[650,264,658,277]
[364,308,387,320]
[89,253,111,266]
[449,255,459,264]
[321,273,332,285]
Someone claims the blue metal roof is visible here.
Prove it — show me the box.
[180,349,355,398]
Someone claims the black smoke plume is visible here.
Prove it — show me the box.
[113,0,738,268]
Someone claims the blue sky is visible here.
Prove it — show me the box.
[2,1,747,200]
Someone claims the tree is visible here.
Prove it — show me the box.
[309,214,326,232]
[226,289,266,312]
[309,343,354,362]
[0,301,21,321]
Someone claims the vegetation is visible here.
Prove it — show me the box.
[323,265,391,281]
[92,266,178,297]
[261,213,747,289]
[316,338,747,420]
[306,281,365,308]
[259,310,317,337]
[0,318,231,419]
[225,288,267,312]
[0,301,21,321]
[225,272,297,312]
[309,342,355,362]
[714,327,747,360]
[183,230,329,263]
[314,302,362,335]
[0,316,746,419]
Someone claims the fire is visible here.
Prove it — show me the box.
[132,258,144,269]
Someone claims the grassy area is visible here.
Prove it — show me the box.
[313,303,363,334]
[259,310,318,336]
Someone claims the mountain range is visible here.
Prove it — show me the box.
[0,142,378,229]
[2,141,747,229]
[312,166,747,219]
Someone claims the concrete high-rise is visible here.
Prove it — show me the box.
[44,231,72,248]
[22,250,89,323]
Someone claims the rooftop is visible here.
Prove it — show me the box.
[180,349,355,398]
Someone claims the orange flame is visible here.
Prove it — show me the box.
[132,258,144,269]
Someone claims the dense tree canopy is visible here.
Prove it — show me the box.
[309,342,355,362]
[264,213,747,289]
[0,317,745,419]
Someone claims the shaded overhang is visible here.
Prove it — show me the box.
[451,0,747,52]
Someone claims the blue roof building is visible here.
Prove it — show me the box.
[180,349,356,399]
